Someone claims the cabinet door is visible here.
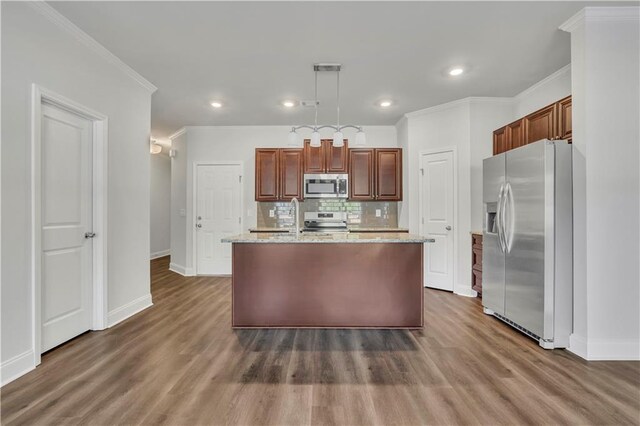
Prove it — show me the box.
[507,119,525,150]
[376,148,402,201]
[493,126,510,155]
[557,96,572,142]
[280,148,304,201]
[325,139,349,173]
[524,103,557,144]
[348,149,375,200]
[303,140,326,173]
[255,149,279,201]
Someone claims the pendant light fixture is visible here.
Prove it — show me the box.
[287,63,365,148]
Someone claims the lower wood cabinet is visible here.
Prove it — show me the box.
[255,148,303,201]
[471,233,483,295]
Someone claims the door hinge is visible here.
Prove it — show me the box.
[420,168,424,176]
[239,175,242,183]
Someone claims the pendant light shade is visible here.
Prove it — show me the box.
[287,129,300,147]
[355,129,367,146]
[310,130,321,147]
[332,131,344,147]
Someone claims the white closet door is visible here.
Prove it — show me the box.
[41,103,93,352]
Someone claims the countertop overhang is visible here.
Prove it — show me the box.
[222,232,434,244]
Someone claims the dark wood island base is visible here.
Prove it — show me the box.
[231,242,424,328]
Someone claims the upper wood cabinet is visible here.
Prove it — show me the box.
[255,148,303,201]
[349,148,402,201]
[279,149,304,200]
[376,149,402,201]
[493,96,572,155]
[349,149,375,200]
[507,119,525,150]
[255,149,279,201]
[557,95,572,141]
[524,103,557,144]
[303,139,349,173]
[493,126,510,155]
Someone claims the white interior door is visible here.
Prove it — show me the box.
[41,102,93,352]
[421,151,455,291]
[196,164,242,275]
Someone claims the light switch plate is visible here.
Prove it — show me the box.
[269,209,275,218]
[375,209,382,217]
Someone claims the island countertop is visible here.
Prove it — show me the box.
[222,232,434,244]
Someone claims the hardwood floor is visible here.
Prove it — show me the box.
[2,256,639,425]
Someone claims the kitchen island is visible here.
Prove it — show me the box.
[222,232,433,329]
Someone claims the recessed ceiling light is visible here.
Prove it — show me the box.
[282,100,296,108]
[210,101,223,108]
[379,100,392,107]
[449,67,464,76]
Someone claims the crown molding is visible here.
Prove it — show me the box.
[168,127,187,140]
[404,98,471,119]
[514,64,571,101]
[404,97,513,119]
[27,1,157,93]
[561,7,639,33]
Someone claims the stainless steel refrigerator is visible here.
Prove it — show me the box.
[482,139,572,349]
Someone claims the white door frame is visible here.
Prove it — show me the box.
[31,84,109,366]
[191,161,244,275]
[419,147,458,290]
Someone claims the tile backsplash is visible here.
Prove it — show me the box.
[257,200,398,229]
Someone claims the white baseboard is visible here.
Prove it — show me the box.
[150,249,170,260]
[568,334,588,359]
[1,350,35,387]
[169,263,195,276]
[107,294,153,327]
[569,333,640,360]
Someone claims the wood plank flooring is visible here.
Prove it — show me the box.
[1,256,639,425]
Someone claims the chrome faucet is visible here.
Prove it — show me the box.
[290,197,300,237]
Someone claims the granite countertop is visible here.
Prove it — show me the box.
[223,232,434,244]
[248,227,291,233]
[249,227,410,233]
[348,227,409,232]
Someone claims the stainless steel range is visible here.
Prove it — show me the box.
[302,212,348,233]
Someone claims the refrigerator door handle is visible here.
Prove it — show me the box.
[504,182,514,253]
[496,183,506,253]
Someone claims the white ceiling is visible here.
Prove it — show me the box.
[49,1,620,138]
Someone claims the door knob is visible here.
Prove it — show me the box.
[445,226,452,231]
[196,224,202,228]
[84,232,96,239]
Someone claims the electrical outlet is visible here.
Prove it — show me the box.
[269,209,275,218]
[375,209,382,218]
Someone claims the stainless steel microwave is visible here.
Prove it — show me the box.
[303,174,348,198]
